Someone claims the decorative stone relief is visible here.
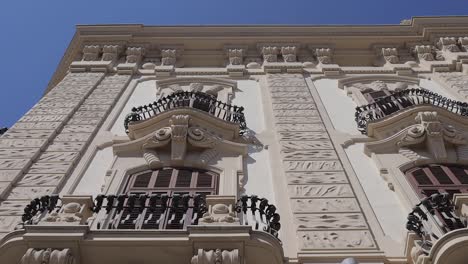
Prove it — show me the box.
[161,48,177,65]
[381,48,400,64]
[281,46,297,62]
[437,37,460,52]
[435,72,468,99]
[315,48,333,64]
[40,196,93,225]
[227,48,244,65]
[460,37,468,51]
[199,196,239,225]
[413,45,444,61]
[191,249,239,264]
[126,46,145,63]
[266,74,375,250]
[298,230,375,249]
[20,248,77,264]
[101,45,122,61]
[261,46,278,62]
[82,45,100,61]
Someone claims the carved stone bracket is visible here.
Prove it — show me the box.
[414,45,444,62]
[261,46,278,63]
[191,248,240,264]
[365,111,467,161]
[227,48,245,65]
[20,248,77,264]
[438,37,460,52]
[126,46,145,64]
[382,47,400,64]
[460,37,468,52]
[101,45,122,62]
[315,48,333,64]
[39,196,94,225]
[82,45,100,61]
[199,195,239,225]
[161,48,177,66]
[280,46,297,62]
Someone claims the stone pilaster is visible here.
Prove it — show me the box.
[266,74,376,251]
[0,72,130,234]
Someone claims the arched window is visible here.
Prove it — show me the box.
[405,164,468,199]
[114,168,218,230]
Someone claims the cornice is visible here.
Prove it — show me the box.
[46,16,468,93]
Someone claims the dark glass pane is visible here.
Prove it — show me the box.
[197,173,212,187]
[154,169,173,188]
[429,166,453,184]
[369,91,388,99]
[412,169,432,185]
[133,172,152,188]
[450,167,468,184]
[175,170,192,187]
[445,189,461,199]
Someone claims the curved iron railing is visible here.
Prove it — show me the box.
[93,194,207,230]
[124,91,247,134]
[21,195,61,225]
[406,192,466,254]
[355,88,468,134]
[236,195,281,238]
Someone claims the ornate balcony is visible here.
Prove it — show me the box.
[355,89,468,134]
[124,91,247,135]
[20,194,281,239]
[406,192,466,258]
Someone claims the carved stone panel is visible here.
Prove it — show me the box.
[278,132,329,141]
[0,148,41,159]
[8,186,57,200]
[270,86,310,92]
[288,185,354,198]
[291,198,360,213]
[295,213,368,229]
[286,171,348,184]
[271,92,312,98]
[0,216,21,231]
[54,133,92,142]
[37,152,80,163]
[0,139,47,148]
[0,170,22,181]
[270,97,315,104]
[273,110,319,117]
[276,123,326,132]
[275,116,322,124]
[280,141,333,150]
[282,150,337,160]
[17,174,65,186]
[0,200,30,215]
[67,117,102,125]
[28,162,72,174]
[47,142,86,152]
[62,125,97,133]
[11,122,62,130]
[27,108,74,115]
[0,159,31,170]
[273,103,316,110]
[283,160,343,171]
[0,130,55,139]
[298,230,376,249]
[19,115,67,122]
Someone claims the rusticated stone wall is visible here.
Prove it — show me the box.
[0,72,130,234]
[266,74,377,251]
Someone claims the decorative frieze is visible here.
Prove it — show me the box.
[266,74,375,251]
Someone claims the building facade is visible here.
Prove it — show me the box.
[1,16,468,264]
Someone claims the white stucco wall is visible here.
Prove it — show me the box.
[233,80,275,203]
[110,79,157,136]
[74,147,114,196]
[313,79,360,134]
[345,143,407,245]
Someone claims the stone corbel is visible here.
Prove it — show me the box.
[191,248,240,264]
[225,46,246,77]
[460,37,468,52]
[382,47,400,64]
[20,248,77,264]
[280,46,297,62]
[39,196,94,225]
[101,44,123,62]
[82,45,100,61]
[453,193,468,224]
[260,46,278,63]
[155,46,183,76]
[414,45,445,62]
[438,37,460,52]
[199,195,239,225]
[117,46,146,74]
[315,47,333,64]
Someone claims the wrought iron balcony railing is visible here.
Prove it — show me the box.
[124,91,247,135]
[406,192,466,255]
[236,195,281,238]
[355,88,468,134]
[20,194,281,239]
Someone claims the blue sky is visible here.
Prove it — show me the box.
[1,0,468,127]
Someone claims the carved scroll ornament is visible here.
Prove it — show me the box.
[20,248,76,264]
[191,249,239,264]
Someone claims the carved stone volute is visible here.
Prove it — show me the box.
[191,248,240,264]
[169,115,189,160]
